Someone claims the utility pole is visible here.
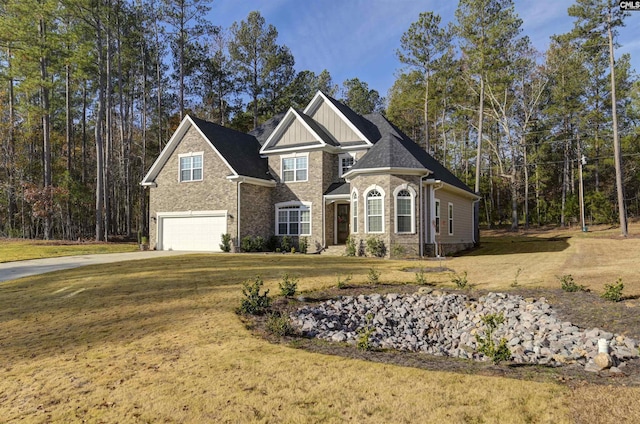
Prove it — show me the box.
[578,134,586,232]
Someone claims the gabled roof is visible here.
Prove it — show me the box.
[249,113,285,146]
[259,107,335,153]
[346,113,477,197]
[303,91,378,145]
[141,115,273,185]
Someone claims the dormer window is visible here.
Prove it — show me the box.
[339,153,355,177]
[282,154,308,182]
[179,152,203,182]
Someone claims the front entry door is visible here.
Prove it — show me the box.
[337,204,350,244]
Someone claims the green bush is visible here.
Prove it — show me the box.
[559,274,586,292]
[415,267,430,286]
[602,278,624,302]
[365,236,386,257]
[357,314,376,351]
[219,233,232,252]
[475,313,511,365]
[367,267,381,285]
[240,235,254,252]
[237,276,271,315]
[345,235,357,257]
[266,312,293,337]
[266,235,279,252]
[281,235,292,252]
[337,273,352,289]
[299,237,308,254]
[451,271,468,289]
[253,236,265,252]
[279,273,298,297]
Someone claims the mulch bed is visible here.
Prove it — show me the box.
[244,284,640,389]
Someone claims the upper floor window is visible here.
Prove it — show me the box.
[365,188,384,233]
[339,153,355,177]
[282,155,308,182]
[179,153,203,182]
[395,188,414,233]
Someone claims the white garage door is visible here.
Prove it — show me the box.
[159,213,226,251]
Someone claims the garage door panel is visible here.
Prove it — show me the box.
[160,214,226,251]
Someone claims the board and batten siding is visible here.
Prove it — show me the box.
[308,101,360,143]
[274,118,317,146]
[433,188,474,244]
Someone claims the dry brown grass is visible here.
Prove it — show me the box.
[1,254,572,423]
[2,225,640,423]
[0,238,138,262]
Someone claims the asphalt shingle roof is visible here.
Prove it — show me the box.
[324,180,350,196]
[191,116,272,181]
[324,95,381,143]
[351,113,476,195]
[249,113,285,146]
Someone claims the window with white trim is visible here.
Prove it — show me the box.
[434,199,440,235]
[282,155,308,182]
[339,153,355,177]
[351,191,358,233]
[448,202,454,235]
[395,189,414,233]
[277,205,311,235]
[366,189,383,233]
[179,153,203,182]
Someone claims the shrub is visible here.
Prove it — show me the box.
[237,276,271,315]
[559,274,586,292]
[345,235,357,257]
[266,235,279,252]
[357,314,376,351]
[299,237,308,254]
[511,268,523,288]
[337,273,352,289]
[415,267,430,286]
[240,235,254,252]
[367,267,381,285]
[475,313,511,365]
[451,271,468,289]
[281,235,292,252]
[391,244,405,258]
[365,236,386,257]
[602,278,624,302]
[279,273,298,297]
[266,312,293,337]
[253,236,265,252]
[219,233,232,252]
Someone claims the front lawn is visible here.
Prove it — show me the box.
[0,238,138,263]
[1,225,639,423]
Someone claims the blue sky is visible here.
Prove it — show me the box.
[208,0,640,98]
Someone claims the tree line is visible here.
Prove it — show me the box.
[0,0,637,241]
[390,0,638,235]
[0,0,383,240]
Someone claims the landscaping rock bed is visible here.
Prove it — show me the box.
[290,291,640,369]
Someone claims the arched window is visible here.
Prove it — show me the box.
[366,189,383,233]
[351,191,358,233]
[395,189,414,233]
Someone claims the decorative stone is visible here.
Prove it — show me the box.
[593,352,613,370]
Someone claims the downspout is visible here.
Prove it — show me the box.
[237,180,243,252]
[419,173,430,257]
[322,195,326,249]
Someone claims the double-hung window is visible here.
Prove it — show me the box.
[282,155,308,182]
[448,203,454,235]
[351,191,358,233]
[277,204,311,235]
[179,153,203,182]
[395,189,414,233]
[434,199,441,235]
[366,189,383,233]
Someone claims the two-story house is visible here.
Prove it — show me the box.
[141,91,480,257]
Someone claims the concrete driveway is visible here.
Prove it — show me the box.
[0,250,194,283]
